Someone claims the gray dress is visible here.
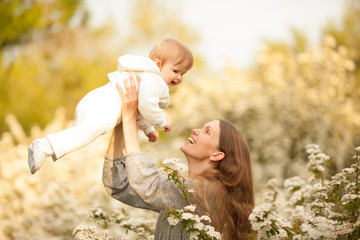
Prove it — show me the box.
[102,152,190,240]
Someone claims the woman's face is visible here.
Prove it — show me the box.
[181,120,221,161]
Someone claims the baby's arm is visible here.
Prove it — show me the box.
[136,115,159,142]
[163,119,172,132]
[146,131,159,142]
[138,73,170,131]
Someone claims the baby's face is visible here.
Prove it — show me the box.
[160,60,189,88]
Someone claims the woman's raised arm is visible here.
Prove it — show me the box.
[116,75,141,153]
[104,75,186,211]
[105,123,124,159]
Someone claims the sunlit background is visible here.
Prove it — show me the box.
[1,0,359,239]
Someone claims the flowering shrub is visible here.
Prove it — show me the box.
[73,158,221,240]
[0,111,158,240]
[73,207,155,240]
[249,144,360,239]
[160,158,221,240]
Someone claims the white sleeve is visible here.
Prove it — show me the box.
[138,73,170,129]
[136,115,156,136]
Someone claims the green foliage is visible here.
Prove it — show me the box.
[0,0,41,48]
[0,0,88,134]
[0,0,199,137]
[0,0,82,49]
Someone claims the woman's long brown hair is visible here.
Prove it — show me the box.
[196,120,255,240]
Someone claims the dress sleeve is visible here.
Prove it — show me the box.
[102,153,186,212]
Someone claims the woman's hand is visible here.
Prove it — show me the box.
[116,75,141,153]
[116,75,141,122]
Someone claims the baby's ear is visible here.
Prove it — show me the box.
[154,58,161,68]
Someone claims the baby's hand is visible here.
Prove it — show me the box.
[147,131,159,142]
[164,119,172,132]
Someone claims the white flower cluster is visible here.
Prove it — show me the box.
[83,207,155,239]
[341,193,360,205]
[249,203,291,240]
[249,145,360,239]
[284,176,305,194]
[306,144,330,179]
[166,204,221,240]
[300,215,338,240]
[161,158,188,177]
[263,178,279,203]
[73,225,109,240]
[266,178,279,190]
[288,184,312,206]
[162,161,221,240]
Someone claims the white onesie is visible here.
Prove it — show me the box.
[46,54,170,160]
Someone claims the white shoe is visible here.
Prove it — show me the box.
[28,138,54,174]
[28,143,36,174]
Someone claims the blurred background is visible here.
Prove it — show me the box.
[1,0,359,239]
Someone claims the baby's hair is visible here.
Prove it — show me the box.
[149,39,193,71]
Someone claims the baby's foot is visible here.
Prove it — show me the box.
[28,138,54,174]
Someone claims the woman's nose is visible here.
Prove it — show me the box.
[192,129,199,135]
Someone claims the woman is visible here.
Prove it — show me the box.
[102,76,255,239]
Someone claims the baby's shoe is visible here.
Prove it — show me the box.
[28,138,54,174]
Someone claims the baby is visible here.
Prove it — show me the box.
[28,38,193,174]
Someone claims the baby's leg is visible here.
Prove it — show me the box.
[28,83,121,174]
[48,83,122,160]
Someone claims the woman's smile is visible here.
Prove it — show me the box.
[188,136,196,144]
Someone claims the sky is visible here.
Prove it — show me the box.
[85,0,345,70]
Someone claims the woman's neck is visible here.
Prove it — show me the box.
[187,157,211,178]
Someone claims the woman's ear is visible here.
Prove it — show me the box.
[210,152,225,162]
[154,58,161,69]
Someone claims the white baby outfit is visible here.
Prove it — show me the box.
[46,54,170,160]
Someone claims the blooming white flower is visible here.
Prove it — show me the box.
[264,190,277,203]
[278,228,288,238]
[204,225,217,238]
[193,221,205,231]
[250,145,360,240]
[94,208,104,217]
[340,194,360,205]
[189,230,200,240]
[184,204,197,212]
[181,212,195,221]
[214,231,221,240]
[342,167,355,175]
[266,178,279,189]
[167,215,180,226]
[292,235,303,240]
[284,176,305,194]
[162,158,188,176]
[305,144,321,155]
[301,216,337,239]
[188,189,197,193]
[290,205,305,223]
[200,215,211,223]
